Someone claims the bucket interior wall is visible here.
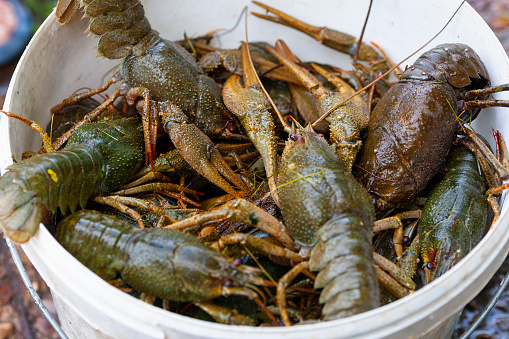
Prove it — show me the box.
[1,0,509,338]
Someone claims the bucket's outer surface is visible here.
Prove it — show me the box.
[2,0,509,338]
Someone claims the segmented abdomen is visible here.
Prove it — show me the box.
[56,209,133,280]
[310,214,379,319]
[81,0,151,59]
[1,143,105,214]
[0,118,144,243]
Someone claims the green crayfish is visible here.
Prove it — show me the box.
[0,117,144,243]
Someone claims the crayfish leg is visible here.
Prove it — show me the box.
[111,182,201,207]
[374,266,412,300]
[373,210,421,258]
[218,287,279,326]
[463,127,509,228]
[266,43,328,100]
[214,233,303,263]
[0,111,53,153]
[125,86,158,167]
[117,171,175,190]
[276,261,310,326]
[50,72,122,115]
[372,252,415,299]
[464,83,509,100]
[219,198,296,248]
[93,196,145,229]
[164,198,296,249]
[462,83,509,115]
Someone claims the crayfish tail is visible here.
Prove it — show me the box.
[309,215,379,320]
[0,174,43,243]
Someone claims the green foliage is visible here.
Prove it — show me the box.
[24,0,57,33]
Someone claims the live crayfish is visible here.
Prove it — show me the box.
[0,116,145,243]
[397,130,509,284]
[357,43,503,213]
[276,124,379,321]
[399,138,487,283]
[2,0,508,328]
[160,124,412,323]
[56,209,266,325]
[52,0,250,198]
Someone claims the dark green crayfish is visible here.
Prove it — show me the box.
[399,139,489,283]
[419,139,491,282]
[56,210,265,304]
[0,117,144,243]
[277,125,379,321]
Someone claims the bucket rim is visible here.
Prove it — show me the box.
[3,0,509,337]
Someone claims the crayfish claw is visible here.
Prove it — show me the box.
[194,302,256,326]
[222,42,280,205]
[165,121,249,197]
[253,1,381,62]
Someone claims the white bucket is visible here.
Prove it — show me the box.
[2,0,509,338]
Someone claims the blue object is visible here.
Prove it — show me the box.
[0,0,33,66]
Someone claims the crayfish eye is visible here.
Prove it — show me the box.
[289,133,305,143]
[225,121,238,134]
[426,262,437,270]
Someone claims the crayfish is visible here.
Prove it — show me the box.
[2,0,509,329]
[52,0,250,198]
[0,116,145,242]
[397,130,509,283]
[357,43,509,213]
[56,209,267,325]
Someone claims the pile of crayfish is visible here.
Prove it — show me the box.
[1,0,509,326]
